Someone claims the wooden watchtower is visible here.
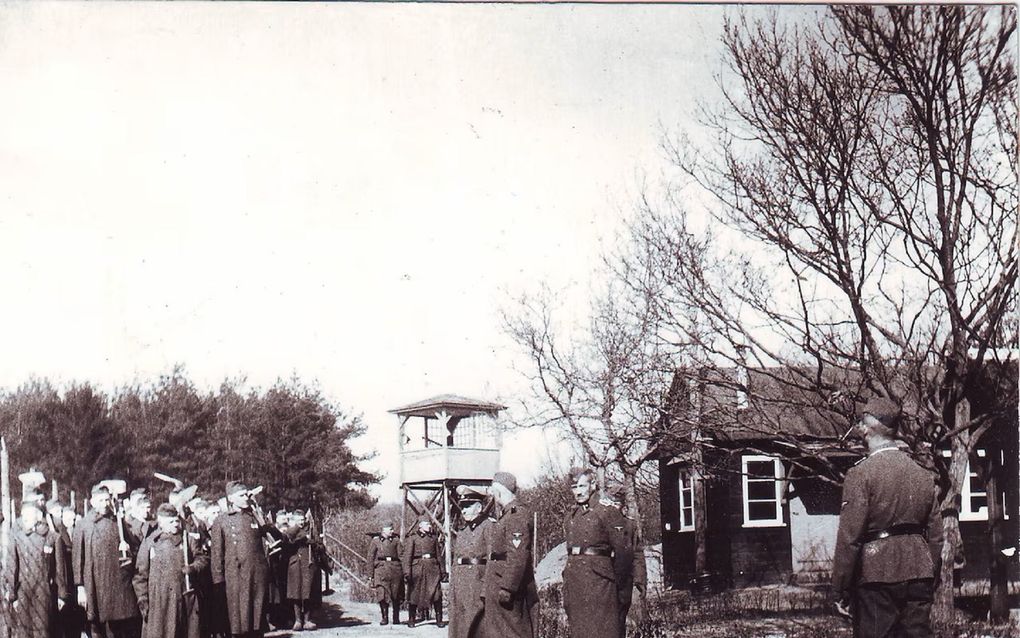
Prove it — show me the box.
[390,394,505,575]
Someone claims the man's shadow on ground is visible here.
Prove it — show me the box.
[268,599,370,636]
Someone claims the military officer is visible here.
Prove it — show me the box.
[402,519,445,628]
[72,483,142,638]
[132,503,207,638]
[600,485,646,638]
[563,468,628,638]
[482,471,537,638]
[832,397,943,638]
[209,482,271,638]
[449,490,491,638]
[365,521,403,626]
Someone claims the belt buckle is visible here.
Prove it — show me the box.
[876,530,891,540]
[568,547,581,556]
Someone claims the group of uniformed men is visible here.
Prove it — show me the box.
[0,473,329,638]
[366,469,646,638]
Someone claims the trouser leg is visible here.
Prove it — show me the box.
[407,604,417,627]
[854,583,898,638]
[380,602,389,625]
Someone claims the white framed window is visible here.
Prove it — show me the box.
[742,455,785,528]
[940,449,1007,522]
[678,471,695,532]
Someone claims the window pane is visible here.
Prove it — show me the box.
[747,480,777,501]
[970,496,988,511]
[748,501,778,521]
[746,460,775,478]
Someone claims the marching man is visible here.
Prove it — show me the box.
[132,503,208,638]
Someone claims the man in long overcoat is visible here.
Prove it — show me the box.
[46,498,80,638]
[132,504,208,638]
[832,398,943,638]
[482,472,537,638]
[72,484,142,638]
[6,498,60,638]
[562,468,628,638]
[449,493,491,638]
[365,522,403,626]
[209,482,272,638]
[402,519,445,628]
[282,511,320,631]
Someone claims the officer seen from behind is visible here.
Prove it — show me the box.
[832,397,943,638]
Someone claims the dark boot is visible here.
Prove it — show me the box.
[407,604,417,628]
[303,603,317,631]
[380,603,389,625]
[292,603,304,631]
[392,604,400,626]
[434,601,445,628]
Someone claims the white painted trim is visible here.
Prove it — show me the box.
[741,454,785,528]
[678,470,695,532]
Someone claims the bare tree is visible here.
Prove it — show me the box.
[502,270,686,540]
[629,5,1017,625]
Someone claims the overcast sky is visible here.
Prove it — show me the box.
[0,2,739,500]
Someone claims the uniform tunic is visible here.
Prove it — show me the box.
[365,537,403,605]
[563,504,628,638]
[482,502,537,638]
[6,522,58,638]
[283,528,320,603]
[831,447,942,638]
[71,510,141,624]
[401,532,443,608]
[132,530,207,638]
[209,509,270,634]
[449,518,491,638]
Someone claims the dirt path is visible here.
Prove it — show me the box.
[266,583,447,638]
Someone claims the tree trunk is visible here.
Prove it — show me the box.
[691,436,708,575]
[932,402,970,630]
[985,460,1009,623]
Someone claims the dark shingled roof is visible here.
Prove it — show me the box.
[388,394,507,418]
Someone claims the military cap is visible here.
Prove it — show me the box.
[604,483,626,501]
[380,520,395,530]
[156,503,178,518]
[130,487,150,502]
[493,471,518,494]
[45,498,63,513]
[91,483,111,496]
[858,396,903,430]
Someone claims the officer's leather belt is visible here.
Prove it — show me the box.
[415,553,435,559]
[861,523,926,544]
[456,557,487,565]
[488,552,507,561]
[380,557,400,562]
[568,546,614,558]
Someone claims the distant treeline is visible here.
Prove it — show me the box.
[0,366,378,511]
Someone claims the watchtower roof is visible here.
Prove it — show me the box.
[388,394,506,418]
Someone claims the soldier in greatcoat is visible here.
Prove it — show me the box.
[6,481,60,638]
[266,511,290,630]
[72,483,142,638]
[482,472,537,638]
[562,468,628,638]
[600,485,646,638]
[132,503,208,638]
[282,511,320,631]
[46,498,80,638]
[449,491,491,638]
[402,519,445,628]
[209,481,272,638]
[365,522,403,626]
[832,398,943,638]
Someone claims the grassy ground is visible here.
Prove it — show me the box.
[535,584,1020,638]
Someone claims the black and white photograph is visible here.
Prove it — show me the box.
[0,2,1015,637]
